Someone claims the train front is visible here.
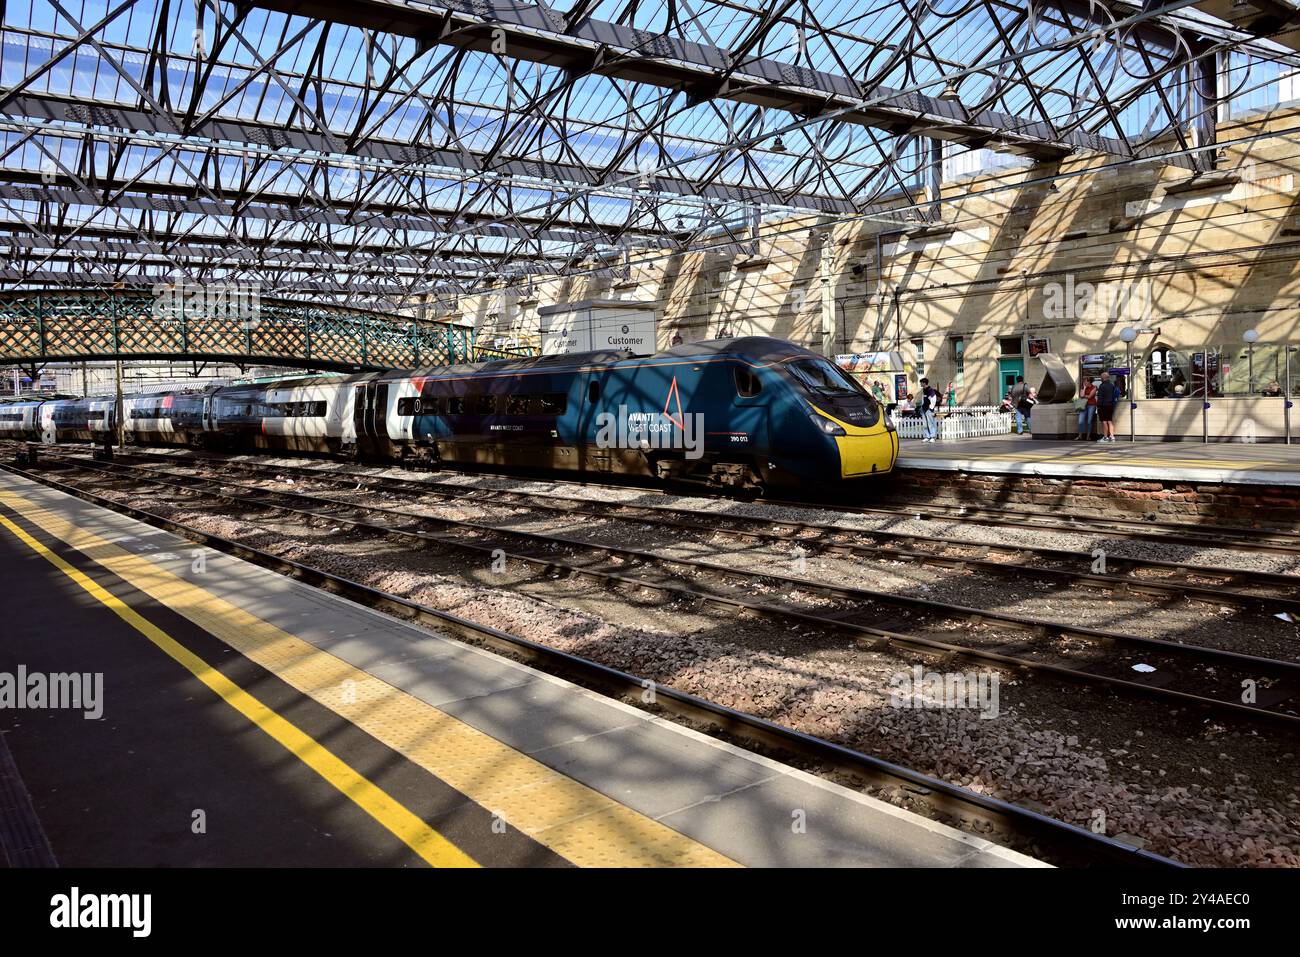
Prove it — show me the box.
[780,354,898,479]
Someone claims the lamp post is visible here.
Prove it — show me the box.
[1243,328,1259,394]
[1119,326,1138,442]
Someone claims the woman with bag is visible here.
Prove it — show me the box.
[1074,378,1098,440]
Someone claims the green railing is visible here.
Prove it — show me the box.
[0,289,476,371]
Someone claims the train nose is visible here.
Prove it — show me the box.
[834,428,897,477]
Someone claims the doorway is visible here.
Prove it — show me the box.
[998,357,1024,397]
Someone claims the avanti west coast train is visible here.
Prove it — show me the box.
[0,337,898,489]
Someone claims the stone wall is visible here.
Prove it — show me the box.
[880,468,1300,531]
[457,106,1300,406]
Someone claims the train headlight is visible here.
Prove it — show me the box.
[808,412,846,436]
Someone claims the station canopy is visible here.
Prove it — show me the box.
[1,0,1298,310]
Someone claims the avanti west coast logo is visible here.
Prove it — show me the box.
[0,666,102,719]
[50,888,151,937]
[595,376,705,459]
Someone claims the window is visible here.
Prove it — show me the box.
[471,394,497,415]
[588,380,601,403]
[397,396,423,416]
[267,400,326,417]
[911,338,926,378]
[950,336,965,388]
[505,394,532,415]
[786,358,865,397]
[734,366,762,397]
[539,394,567,416]
[447,396,466,414]
[998,336,1023,356]
[1144,346,1190,398]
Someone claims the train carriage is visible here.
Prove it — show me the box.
[402,337,897,490]
[259,377,350,454]
[0,400,43,440]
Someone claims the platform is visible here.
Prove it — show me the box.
[898,433,1300,486]
[0,470,1040,868]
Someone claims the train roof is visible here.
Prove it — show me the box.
[401,336,817,379]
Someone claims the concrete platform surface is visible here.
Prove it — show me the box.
[0,470,1043,868]
[898,433,1300,485]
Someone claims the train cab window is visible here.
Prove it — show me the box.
[588,381,601,404]
[786,358,864,398]
[734,366,762,397]
[539,394,567,416]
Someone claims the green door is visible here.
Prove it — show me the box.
[998,358,1024,396]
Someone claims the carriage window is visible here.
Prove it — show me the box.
[539,394,567,416]
[447,396,466,414]
[505,394,531,415]
[397,397,422,416]
[734,366,762,397]
[471,394,497,415]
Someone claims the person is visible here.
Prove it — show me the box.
[870,380,885,404]
[670,331,684,346]
[1172,383,1185,397]
[1008,376,1030,434]
[1017,386,1037,434]
[1096,370,1120,443]
[945,380,956,414]
[1264,380,1283,397]
[1074,376,1098,440]
[896,393,914,414]
[918,377,940,442]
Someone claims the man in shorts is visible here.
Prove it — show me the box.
[1096,371,1120,443]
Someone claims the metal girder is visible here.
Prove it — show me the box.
[2,91,858,216]
[1192,1,1300,52]
[0,231,498,277]
[0,266,438,298]
[248,0,1186,163]
[0,180,618,256]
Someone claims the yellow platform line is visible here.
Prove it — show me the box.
[902,451,1297,470]
[0,488,737,868]
[0,510,478,869]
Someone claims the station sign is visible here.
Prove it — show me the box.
[834,351,904,373]
[538,300,658,356]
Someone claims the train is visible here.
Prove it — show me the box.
[0,337,898,490]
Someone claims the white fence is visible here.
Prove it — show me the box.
[894,405,1014,440]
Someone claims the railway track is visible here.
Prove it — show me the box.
[0,456,1179,869]
[15,449,1300,731]
[84,446,1300,617]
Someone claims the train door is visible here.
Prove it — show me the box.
[351,381,389,457]
[202,395,215,433]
